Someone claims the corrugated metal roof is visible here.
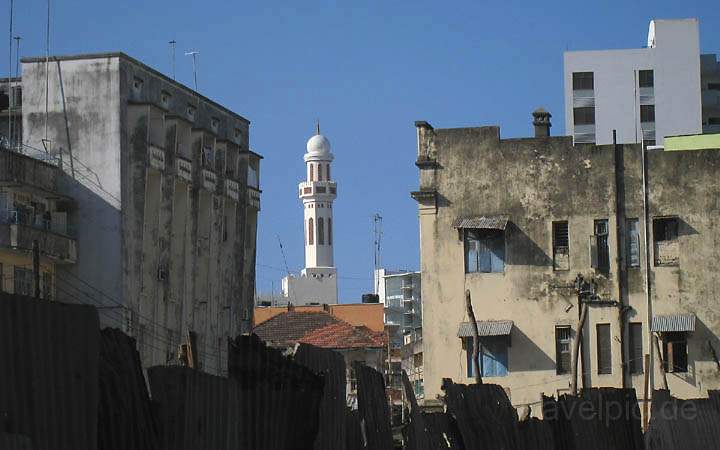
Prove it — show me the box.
[651,313,696,332]
[452,215,509,230]
[457,320,513,337]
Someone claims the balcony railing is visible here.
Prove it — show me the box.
[0,209,74,237]
[0,211,77,263]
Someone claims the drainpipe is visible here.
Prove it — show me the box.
[641,140,654,391]
[613,130,629,388]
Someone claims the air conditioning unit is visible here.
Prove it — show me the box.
[157,267,168,281]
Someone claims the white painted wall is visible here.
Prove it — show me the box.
[564,19,703,145]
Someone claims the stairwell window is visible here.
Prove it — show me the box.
[596,323,612,375]
[572,72,594,90]
[464,229,505,273]
[639,70,654,88]
[640,105,655,123]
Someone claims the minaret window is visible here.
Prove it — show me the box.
[318,164,324,181]
[328,218,333,246]
[318,218,325,245]
[308,218,314,245]
[310,164,314,181]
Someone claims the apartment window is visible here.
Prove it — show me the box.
[596,323,612,375]
[629,323,643,375]
[14,266,33,296]
[464,229,505,273]
[627,218,640,268]
[572,72,594,90]
[553,221,570,271]
[317,218,325,245]
[328,218,333,246]
[653,217,679,266]
[465,337,508,378]
[555,326,572,375]
[640,105,655,123]
[573,107,596,125]
[639,70,654,88]
[662,333,688,373]
[591,220,610,274]
[308,218,314,245]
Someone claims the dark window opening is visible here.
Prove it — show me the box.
[653,217,679,266]
[555,326,571,375]
[640,105,655,123]
[629,323,643,374]
[639,70,654,88]
[596,323,612,375]
[573,107,596,125]
[591,220,610,274]
[308,218,314,245]
[662,332,688,373]
[465,337,508,378]
[464,229,505,273]
[627,218,640,268]
[708,83,720,91]
[317,218,325,245]
[709,118,720,125]
[573,72,594,90]
[553,221,570,271]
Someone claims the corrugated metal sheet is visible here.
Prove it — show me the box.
[443,380,521,449]
[0,433,34,450]
[651,314,696,332]
[452,215,509,230]
[98,328,159,450]
[457,320,513,337]
[354,363,394,450]
[646,390,720,450]
[401,371,430,450]
[542,388,644,450]
[0,293,100,450]
[294,344,347,450]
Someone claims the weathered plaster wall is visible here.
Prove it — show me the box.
[415,123,720,410]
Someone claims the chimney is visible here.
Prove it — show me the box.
[532,108,552,137]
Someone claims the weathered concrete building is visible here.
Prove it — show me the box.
[412,111,720,412]
[12,52,260,375]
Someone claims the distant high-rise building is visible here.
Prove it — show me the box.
[564,18,719,146]
[281,126,339,305]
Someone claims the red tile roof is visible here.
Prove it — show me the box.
[252,311,386,349]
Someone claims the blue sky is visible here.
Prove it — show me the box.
[3,0,719,301]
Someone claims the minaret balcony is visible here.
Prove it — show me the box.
[298,181,337,199]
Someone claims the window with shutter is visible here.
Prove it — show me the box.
[553,221,570,271]
[466,337,508,378]
[628,323,643,374]
[594,220,610,273]
[662,332,688,373]
[555,326,572,374]
[464,229,505,273]
[596,323,612,374]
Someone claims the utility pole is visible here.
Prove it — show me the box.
[7,0,14,146]
[32,240,40,299]
[169,40,176,80]
[185,51,199,91]
[373,213,382,293]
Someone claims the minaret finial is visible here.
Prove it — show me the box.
[316,120,320,136]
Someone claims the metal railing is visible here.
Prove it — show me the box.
[0,209,74,237]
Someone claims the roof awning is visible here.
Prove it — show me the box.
[651,314,696,332]
[452,215,509,230]
[457,320,513,338]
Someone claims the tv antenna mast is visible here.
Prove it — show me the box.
[277,235,296,304]
[184,50,199,90]
[373,213,383,294]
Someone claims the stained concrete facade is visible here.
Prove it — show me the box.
[17,52,260,376]
[412,116,720,413]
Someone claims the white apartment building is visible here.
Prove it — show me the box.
[564,18,719,145]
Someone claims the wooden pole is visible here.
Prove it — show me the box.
[571,303,589,395]
[32,239,40,299]
[465,290,482,384]
[653,334,669,390]
[642,353,650,432]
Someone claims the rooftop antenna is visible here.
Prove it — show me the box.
[184,50,199,91]
[44,0,51,144]
[373,213,383,294]
[277,235,296,303]
[7,0,14,146]
[169,40,176,80]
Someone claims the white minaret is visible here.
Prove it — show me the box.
[300,123,337,270]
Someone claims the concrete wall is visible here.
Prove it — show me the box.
[564,19,702,145]
[19,53,259,375]
[413,122,720,411]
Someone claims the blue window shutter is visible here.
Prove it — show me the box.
[478,239,492,272]
[466,240,479,273]
[489,233,505,273]
[481,339,508,377]
[466,339,474,377]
